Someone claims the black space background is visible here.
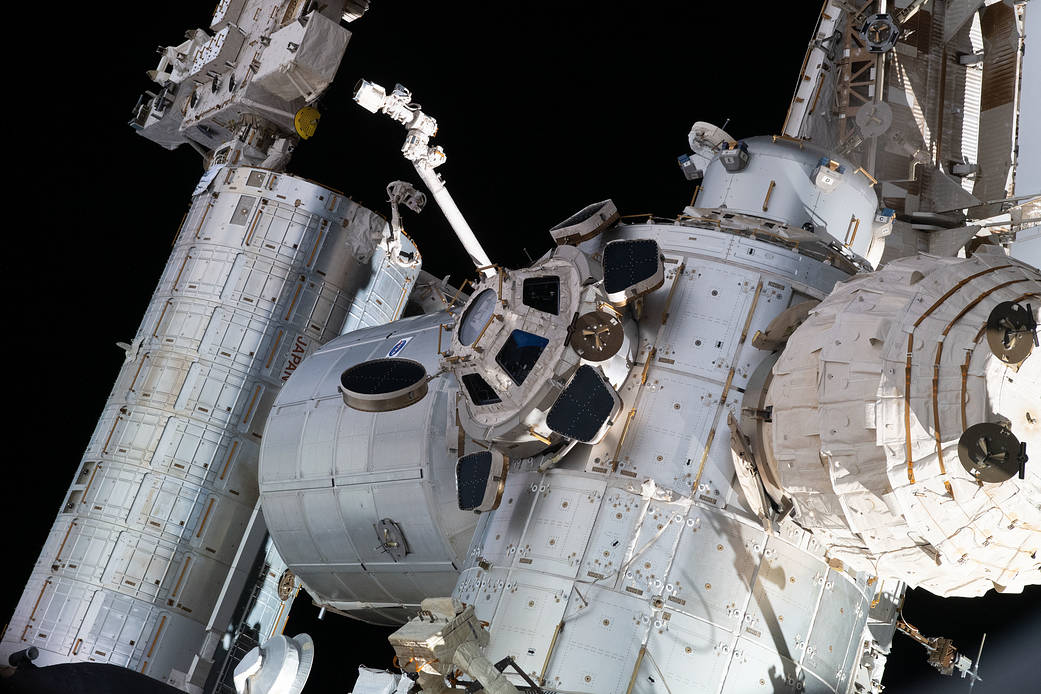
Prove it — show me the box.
[2,2,1038,693]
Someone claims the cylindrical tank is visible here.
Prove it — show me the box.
[258,312,479,625]
[0,166,412,686]
[763,247,1041,596]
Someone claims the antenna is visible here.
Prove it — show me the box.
[896,612,986,683]
[966,633,986,692]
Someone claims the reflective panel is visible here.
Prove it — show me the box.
[457,288,498,346]
[495,330,550,386]
[522,276,560,315]
[461,372,501,405]
[546,365,619,443]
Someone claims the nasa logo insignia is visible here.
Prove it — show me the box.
[387,336,413,358]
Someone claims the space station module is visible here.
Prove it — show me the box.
[2,2,1038,694]
[256,4,1040,690]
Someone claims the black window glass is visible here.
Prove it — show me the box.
[456,451,493,511]
[603,239,660,294]
[340,358,426,395]
[546,365,615,442]
[522,276,560,315]
[495,330,550,386]
[461,372,501,405]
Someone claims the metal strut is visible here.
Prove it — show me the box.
[895,611,985,686]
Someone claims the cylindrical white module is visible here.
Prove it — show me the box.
[765,248,1041,597]
[258,312,480,626]
[694,136,888,268]
[444,222,891,693]
[0,166,413,688]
